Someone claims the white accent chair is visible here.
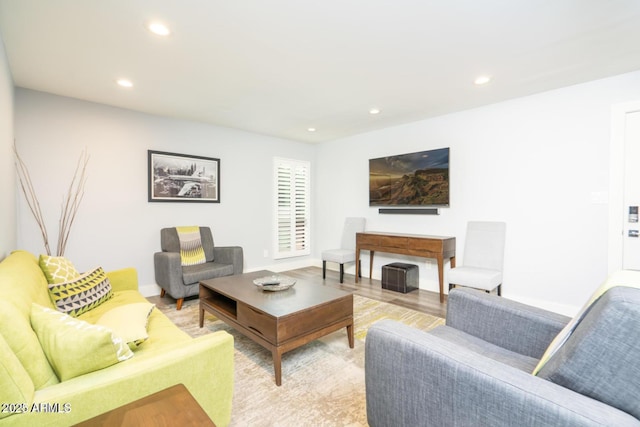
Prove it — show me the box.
[448,221,506,296]
[322,217,366,283]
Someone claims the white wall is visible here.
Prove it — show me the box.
[14,71,640,314]
[316,70,640,315]
[15,89,316,295]
[0,33,15,259]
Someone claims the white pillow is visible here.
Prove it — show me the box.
[96,303,155,350]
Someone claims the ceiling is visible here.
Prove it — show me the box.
[1,1,640,144]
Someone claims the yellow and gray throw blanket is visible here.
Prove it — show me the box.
[176,226,206,266]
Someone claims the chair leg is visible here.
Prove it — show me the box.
[358,260,362,277]
[323,261,326,279]
[176,298,184,311]
[339,264,344,283]
[160,288,166,297]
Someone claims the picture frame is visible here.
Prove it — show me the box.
[148,150,220,203]
[369,147,449,207]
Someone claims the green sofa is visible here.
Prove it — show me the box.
[0,250,234,426]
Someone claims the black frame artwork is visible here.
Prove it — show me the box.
[148,150,220,203]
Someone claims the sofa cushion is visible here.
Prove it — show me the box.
[31,303,133,381]
[0,300,59,390]
[537,286,640,419]
[0,250,56,313]
[96,303,155,349]
[0,332,35,419]
[182,262,234,285]
[48,266,114,317]
[428,325,538,373]
[38,254,80,284]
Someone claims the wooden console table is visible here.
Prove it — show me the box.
[355,232,456,303]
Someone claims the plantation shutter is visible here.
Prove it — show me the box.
[274,158,310,258]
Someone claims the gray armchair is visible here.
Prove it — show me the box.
[365,286,640,426]
[154,226,243,310]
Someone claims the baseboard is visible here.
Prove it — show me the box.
[246,258,317,273]
[140,283,162,297]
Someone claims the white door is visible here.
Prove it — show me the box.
[609,101,640,273]
[622,110,640,270]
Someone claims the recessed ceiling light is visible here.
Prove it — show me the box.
[116,79,133,88]
[474,75,491,85]
[307,127,316,132]
[369,108,381,115]
[148,22,171,36]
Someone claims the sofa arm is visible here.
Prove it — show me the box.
[105,267,138,292]
[446,288,570,359]
[12,332,234,427]
[153,251,184,288]
[365,320,639,427]
[213,246,243,275]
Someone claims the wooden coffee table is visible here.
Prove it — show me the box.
[199,270,354,386]
[74,384,214,426]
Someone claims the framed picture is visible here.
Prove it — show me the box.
[148,150,220,203]
[369,147,449,207]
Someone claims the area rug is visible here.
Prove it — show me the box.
[159,295,444,427]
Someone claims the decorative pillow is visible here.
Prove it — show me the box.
[30,303,133,381]
[536,287,640,420]
[48,266,113,317]
[96,303,155,350]
[0,333,35,419]
[532,270,640,375]
[39,255,80,284]
[176,226,206,266]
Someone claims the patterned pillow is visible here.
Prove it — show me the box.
[30,303,133,381]
[48,267,113,317]
[39,255,80,284]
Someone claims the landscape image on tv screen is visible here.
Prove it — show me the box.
[369,147,449,206]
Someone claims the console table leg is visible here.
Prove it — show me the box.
[369,251,375,279]
[437,256,445,303]
[199,307,204,328]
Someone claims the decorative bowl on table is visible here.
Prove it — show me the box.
[253,275,297,292]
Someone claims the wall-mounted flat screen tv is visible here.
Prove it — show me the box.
[369,147,449,207]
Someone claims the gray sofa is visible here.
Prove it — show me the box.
[365,286,640,427]
[154,226,243,309]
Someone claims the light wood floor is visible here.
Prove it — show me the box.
[153,266,449,318]
[282,266,448,318]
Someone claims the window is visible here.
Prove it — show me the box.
[274,157,310,259]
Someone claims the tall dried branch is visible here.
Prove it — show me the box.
[57,149,89,256]
[14,143,89,257]
[14,143,52,255]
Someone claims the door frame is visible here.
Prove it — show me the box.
[609,100,640,273]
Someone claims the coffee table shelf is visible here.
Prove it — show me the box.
[202,293,237,319]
